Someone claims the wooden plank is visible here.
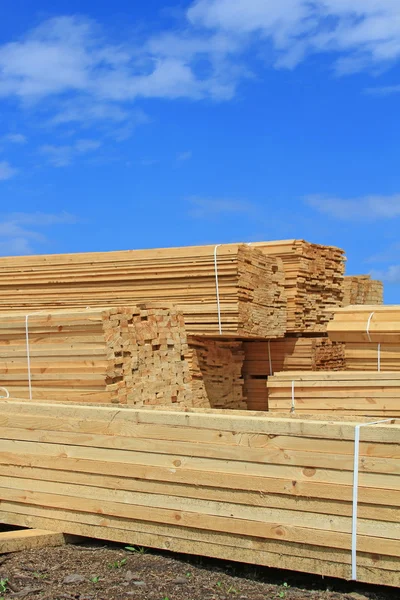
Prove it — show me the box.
[0,528,70,553]
[0,401,398,587]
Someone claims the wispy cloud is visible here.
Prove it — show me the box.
[188,196,256,218]
[370,265,400,284]
[40,138,101,167]
[189,0,400,74]
[177,151,192,163]
[2,133,27,144]
[306,193,400,220]
[0,161,17,180]
[0,1,399,140]
[365,84,400,96]
[0,211,78,255]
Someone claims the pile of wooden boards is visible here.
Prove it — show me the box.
[328,305,400,371]
[0,244,287,339]
[252,240,345,332]
[243,338,345,411]
[0,307,246,409]
[0,401,398,587]
[342,276,383,306]
[328,305,400,344]
[267,372,400,417]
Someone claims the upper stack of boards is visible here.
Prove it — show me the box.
[0,239,394,416]
[0,243,287,339]
[0,240,348,337]
[252,240,345,332]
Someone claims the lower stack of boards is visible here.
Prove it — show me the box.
[0,402,398,588]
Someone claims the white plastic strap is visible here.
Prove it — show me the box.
[291,381,295,413]
[377,343,381,372]
[213,245,222,335]
[0,387,9,398]
[267,341,273,375]
[25,314,33,400]
[366,311,375,342]
[351,418,394,581]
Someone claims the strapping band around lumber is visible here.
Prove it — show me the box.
[25,314,33,400]
[351,418,395,581]
[366,311,375,343]
[291,381,295,413]
[213,245,222,335]
[0,387,9,398]
[268,340,273,376]
[378,343,381,372]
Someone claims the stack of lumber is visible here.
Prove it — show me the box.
[0,244,287,338]
[0,401,398,587]
[344,344,400,371]
[252,240,345,332]
[243,337,345,411]
[328,305,400,344]
[328,306,400,371]
[342,276,383,306]
[0,306,198,406]
[267,372,400,417]
[0,307,249,409]
[188,338,246,410]
[0,528,72,554]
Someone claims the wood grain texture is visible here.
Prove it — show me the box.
[0,401,398,586]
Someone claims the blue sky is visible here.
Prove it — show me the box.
[0,1,400,301]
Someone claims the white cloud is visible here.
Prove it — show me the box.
[370,265,400,284]
[0,15,233,110]
[188,196,255,218]
[188,0,400,72]
[2,133,27,144]
[0,211,78,256]
[0,3,399,141]
[306,193,400,220]
[40,138,101,167]
[0,161,17,180]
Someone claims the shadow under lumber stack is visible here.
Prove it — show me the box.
[243,337,346,411]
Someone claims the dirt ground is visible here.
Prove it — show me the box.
[0,541,397,600]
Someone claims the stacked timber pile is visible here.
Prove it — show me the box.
[0,401,398,587]
[328,305,400,371]
[243,338,345,411]
[0,307,248,409]
[342,276,383,306]
[0,244,287,338]
[267,371,400,417]
[188,338,246,410]
[252,240,345,332]
[327,305,400,344]
[0,306,198,406]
